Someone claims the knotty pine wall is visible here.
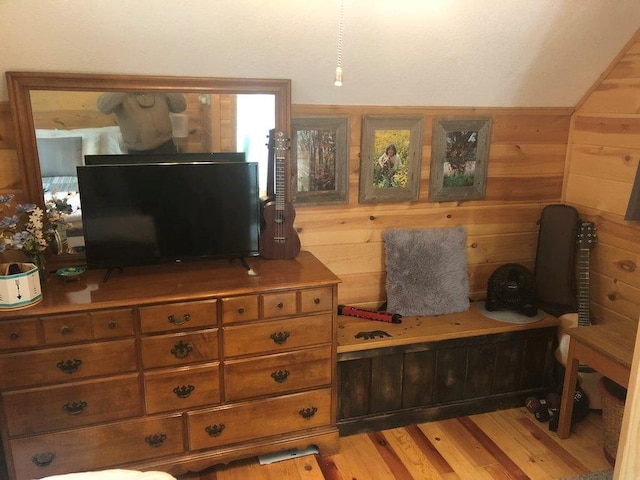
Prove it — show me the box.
[0,95,572,309]
[564,30,640,328]
[293,105,571,308]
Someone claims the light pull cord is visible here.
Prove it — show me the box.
[334,0,344,86]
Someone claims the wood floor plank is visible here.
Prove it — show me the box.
[469,411,557,480]
[377,427,449,479]
[417,420,497,480]
[404,424,459,478]
[322,430,399,479]
[457,416,530,480]
[367,431,416,480]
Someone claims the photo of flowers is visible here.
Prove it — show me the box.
[359,116,423,203]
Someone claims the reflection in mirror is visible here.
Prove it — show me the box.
[30,90,275,251]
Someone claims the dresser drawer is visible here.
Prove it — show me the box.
[0,339,137,389]
[0,319,39,350]
[140,329,218,369]
[261,291,297,319]
[300,287,333,314]
[42,313,93,345]
[188,388,331,450]
[10,414,184,480]
[224,347,332,401]
[144,363,221,414]
[3,374,142,436]
[224,313,332,357]
[91,308,135,338]
[138,299,217,333]
[221,295,259,325]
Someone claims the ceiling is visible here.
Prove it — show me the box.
[1,0,639,107]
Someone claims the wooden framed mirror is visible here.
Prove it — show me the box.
[6,71,291,267]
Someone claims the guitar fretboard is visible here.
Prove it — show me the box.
[577,247,591,327]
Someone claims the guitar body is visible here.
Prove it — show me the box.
[259,200,301,260]
[259,131,301,260]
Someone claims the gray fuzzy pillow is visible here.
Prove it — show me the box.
[383,227,470,317]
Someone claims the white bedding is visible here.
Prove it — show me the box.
[37,126,126,230]
[36,126,126,157]
[37,469,176,480]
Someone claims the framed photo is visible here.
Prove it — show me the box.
[429,117,492,202]
[291,116,349,205]
[359,116,423,203]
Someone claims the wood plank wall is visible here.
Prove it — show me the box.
[563,30,640,328]
[0,96,571,308]
[292,105,571,308]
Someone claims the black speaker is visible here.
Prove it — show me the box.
[485,263,538,317]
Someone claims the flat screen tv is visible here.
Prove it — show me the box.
[77,162,260,270]
[84,152,246,165]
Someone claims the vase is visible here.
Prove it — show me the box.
[27,252,48,285]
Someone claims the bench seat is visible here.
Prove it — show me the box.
[336,302,559,436]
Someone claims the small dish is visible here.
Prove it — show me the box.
[56,265,87,281]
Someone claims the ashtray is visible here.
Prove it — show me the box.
[56,266,87,281]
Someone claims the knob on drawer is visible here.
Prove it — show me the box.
[56,359,82,374]
[32,452,55,467]
[170,340,193,359]
[145,433,167,448]
[270,331,290,345]
[205,423,225,437]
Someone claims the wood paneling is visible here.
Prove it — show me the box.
[565,32,640,326]
[295,105,571,307]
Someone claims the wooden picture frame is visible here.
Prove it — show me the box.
[359,116,423,203]
[291,116,349,205]
[429,117,492,202]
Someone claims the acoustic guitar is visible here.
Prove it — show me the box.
[259,131,301,260]
[555,221,601,406]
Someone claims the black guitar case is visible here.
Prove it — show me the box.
[534,204,580,316]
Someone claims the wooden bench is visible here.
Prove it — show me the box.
[336,302,559,436]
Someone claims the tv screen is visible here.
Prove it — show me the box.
[84,152,246,165]
[77,162,260,269]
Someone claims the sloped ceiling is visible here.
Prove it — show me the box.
[1,0,639,107]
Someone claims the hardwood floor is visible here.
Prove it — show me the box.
[177,407,612,480]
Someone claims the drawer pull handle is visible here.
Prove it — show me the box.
[168,313,191,326]
[32,452,55,467]
[277,302,284,309]
[205,423,226,437]
[271,369,290,383]
[9,332,19,340]
[173,385,195,398]
[299,406,318,420]
[170,340,193,358]
[63,400,87,415]
[238,307,245,314]
[108,321,117,329]
[60,325,71,335]
[145,433,167,448]
[314,297,321,304]
[270,331,290,345]
[56,359,82,374]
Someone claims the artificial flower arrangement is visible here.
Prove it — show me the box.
[0,193,71,259]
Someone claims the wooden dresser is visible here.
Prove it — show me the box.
[0,251,340,480]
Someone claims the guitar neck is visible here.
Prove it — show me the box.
[275,156,285,211]
[577,247,591,327]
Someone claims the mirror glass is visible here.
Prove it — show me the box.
[7,72,291,266]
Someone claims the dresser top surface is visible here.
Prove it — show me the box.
[0,251,340,318]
